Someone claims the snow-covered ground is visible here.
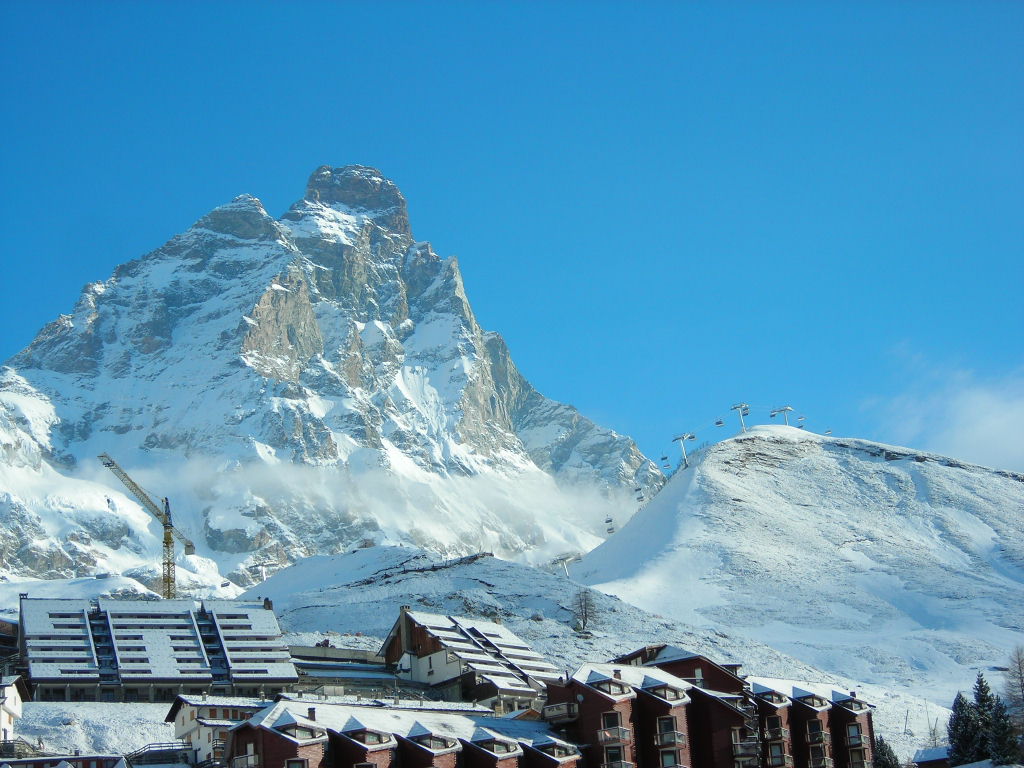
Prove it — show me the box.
[16,703,174,755]
[573,425,1024,706]
[242,545,948,760]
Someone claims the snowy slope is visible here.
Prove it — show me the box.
[0,166,660,589]
[572,425,1024,705]
[239,545,947,760]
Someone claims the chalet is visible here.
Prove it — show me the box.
[380,607,561,713]
[165,694,275,763]
[1,676,29,744]
[543,662,693,768]
[224,699,581,768]
[18,596,297,702]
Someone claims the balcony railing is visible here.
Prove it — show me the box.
[766,756,794,767]
[596,727,631,745]
[849,761,873,768]
[231,756,259,768]
[731,740,759,757]
[541,702,579,723]
[846,733,864,747]
[764,727,790,741]
[654,731,687,747]
[600,762,634,768]
[807,731,831,745]
[809,758,833,768]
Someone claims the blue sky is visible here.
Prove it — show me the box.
[2,1,1022,469]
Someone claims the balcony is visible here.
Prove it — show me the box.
[807,731,831,745]
[766,756,794,767]
[653,731,687,747]
[846,733,864,747]
[764,727,790,741]
[731,740,759,757]
[541,702,578,723]
[809,758,833,768]
[600,762,634,768]
[231,756,259,768]
[595,727,631,745]
[849,761,873,768]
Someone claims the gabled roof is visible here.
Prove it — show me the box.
[912,745,949,762]
[569,663,690,704]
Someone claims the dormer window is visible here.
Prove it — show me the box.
[649,685,682,701]
[278,725,321,740]
[540,744,576,758]
[596,681,628,695]
[478,739,515,754]
[350,729,388,745]
[416,735,456,750]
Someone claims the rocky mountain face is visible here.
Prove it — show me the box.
[572,425,1024,705]
[0,166,660,588]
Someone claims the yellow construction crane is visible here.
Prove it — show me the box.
[98,453,195,599]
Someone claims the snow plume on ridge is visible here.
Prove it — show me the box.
[0,165,659,586]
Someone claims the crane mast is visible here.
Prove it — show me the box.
[98,453,195,599]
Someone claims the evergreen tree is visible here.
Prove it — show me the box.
[948,691,983,765]
[872,735,901,768]
[988,696,1022,766]
[974,672,997,761]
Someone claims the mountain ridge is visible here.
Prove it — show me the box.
[0,165,660,588]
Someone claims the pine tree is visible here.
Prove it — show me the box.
[872,735,901,768]
[974,672,997,761]
[1005,645,1024,730]
[988,695,1022,765]
[948,691,983,765]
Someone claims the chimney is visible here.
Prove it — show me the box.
[850,691,856,698]
[612,669,622,679]
[307,707,316,721]
[263,597,273,611]
[399,605,412,652]
[202,692,208,702]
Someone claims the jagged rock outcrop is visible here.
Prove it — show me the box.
[0,166,661,586]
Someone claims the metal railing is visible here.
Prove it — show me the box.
[849,761,873,768]
[654,731,687,747]
[231,755,260,768]
[807,731,831,745]
[731,740,759,757]
[766,755,794,767]
[764,727,790,741]
[809,758,834,768]
[846,733,864,746]
[541,702,578,722]
[596,727,631,745]
[600,762,634,768]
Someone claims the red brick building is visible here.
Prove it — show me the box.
[542,663,692,768]
[224,699,581,768]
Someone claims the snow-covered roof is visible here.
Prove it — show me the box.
[21,597,296,688]
[239,699,558,753]
[912,745,949,762]
[570,663,690,704]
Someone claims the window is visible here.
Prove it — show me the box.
[807,720,823,734]
[658,716,676,733]
[602,712,621,728]
[660,750,678,767]
[604,746,623,765]
[766,716,782,731]
[846,723,863,745]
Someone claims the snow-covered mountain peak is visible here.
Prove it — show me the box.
[0,164,659,589]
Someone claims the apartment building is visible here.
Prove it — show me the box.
[542,662,693,768]
[225,699,581,768]
[18,596,297,702]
